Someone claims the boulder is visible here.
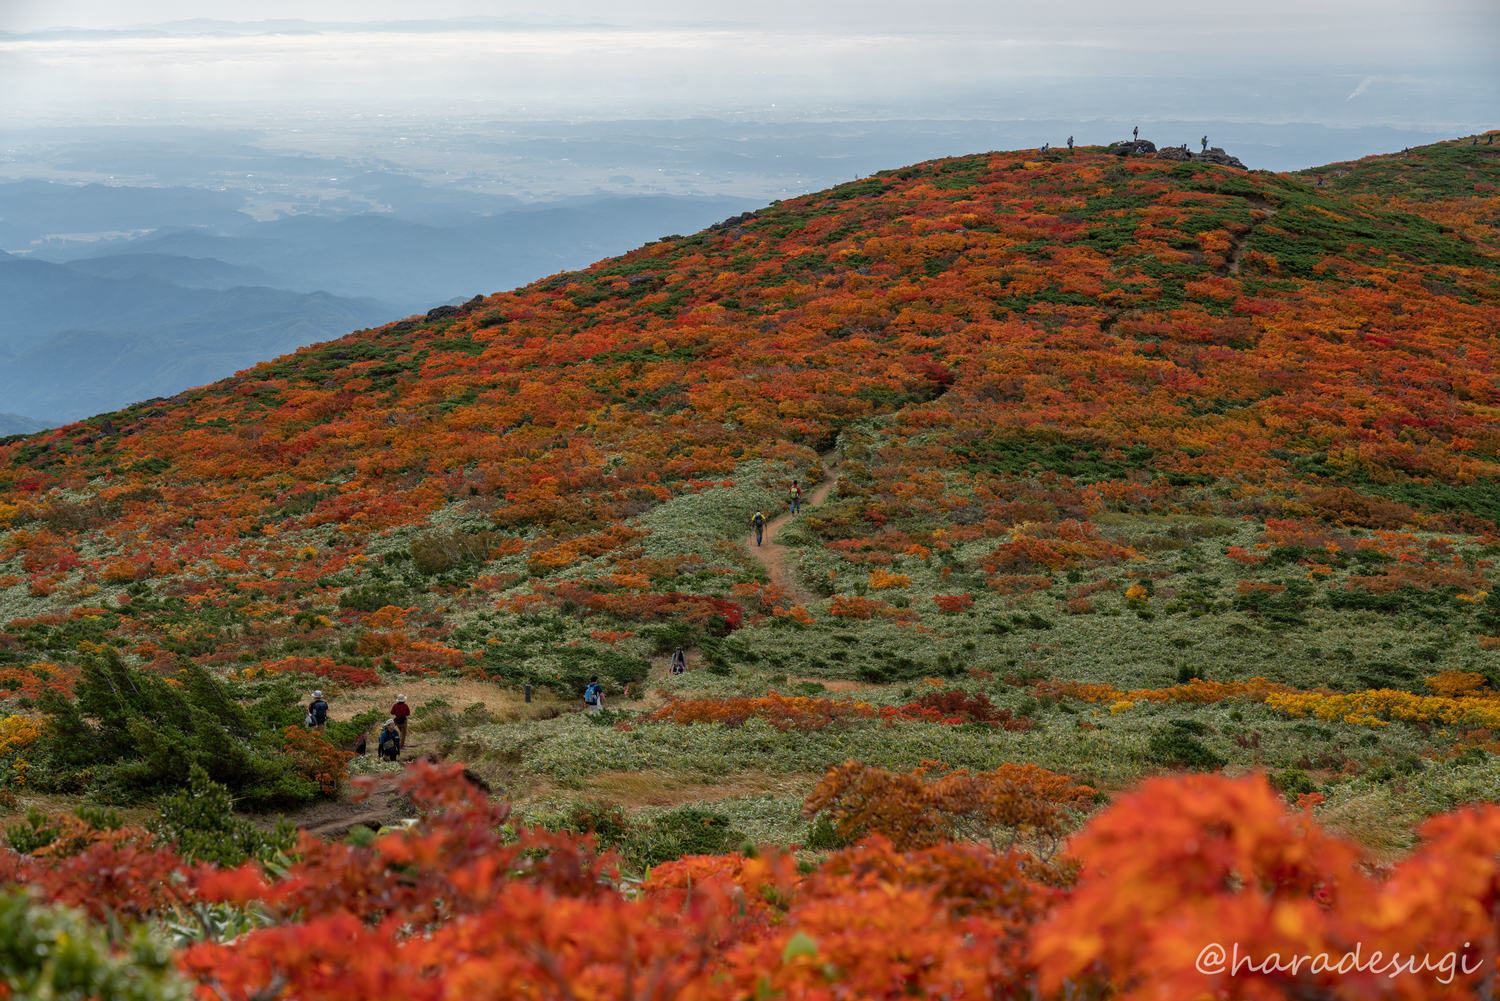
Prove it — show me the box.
[1152,146,1248,170]
[1198,147,1248,169]
[1109,139,1157,156]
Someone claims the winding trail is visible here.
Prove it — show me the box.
[1223,203,1278,275]
[744,451,840,602]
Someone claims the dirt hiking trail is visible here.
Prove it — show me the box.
[744,451,840,602]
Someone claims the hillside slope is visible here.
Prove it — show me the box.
[1,136,1499,843]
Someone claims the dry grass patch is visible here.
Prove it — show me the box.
[1317,790,1421,867]
[525,769,818,811]
[322,677,524,724]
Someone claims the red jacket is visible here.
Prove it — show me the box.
[392,702,410,718]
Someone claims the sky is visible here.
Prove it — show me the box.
[1,1,1495,130]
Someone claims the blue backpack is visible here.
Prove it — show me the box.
[584,683,601,705]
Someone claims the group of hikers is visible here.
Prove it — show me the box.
[303,477,811,741]
[750,478,803,546]
[306,690,411,762]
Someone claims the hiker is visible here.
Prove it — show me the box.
[1201,135,1208,152]
[789,480,801,513]
[1067,136,1074,149]
[584,675,605,714]
[353,729,369,756]
[307,690,329,728]
[378,719,402,761]
[391,693,410,745]
[1039,142,1049,153]
[670,648,687,674]
[750,510,766,546]
[1133,126,1138,140]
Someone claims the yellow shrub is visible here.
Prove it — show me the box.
[0,715,48,756]
[868,568,912,589]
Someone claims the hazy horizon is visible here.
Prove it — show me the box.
[2,3,1494,134]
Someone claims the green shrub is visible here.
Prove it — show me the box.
[409,530,506,575]
[805,813,854,850]
[148,764,296,867]
[0,892,190,1001]
[338,584,412,612]
[1146,721,1226,770]
[627,807,742,868]
[1270,768,1319,798]
[34,649,320,807]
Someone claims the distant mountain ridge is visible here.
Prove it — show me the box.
[0,413,56,437]
[1,190,757,422]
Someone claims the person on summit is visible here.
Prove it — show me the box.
[750,510,767,545]
[1067,136,1074,149]
[391,694,410,745]
[789,480,801,514]
[1133,126,1139,140]
[1201,135,1209,152]
[307,690,329,729]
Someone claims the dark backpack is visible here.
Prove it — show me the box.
[310,699,328,724]
[584,683,601,705]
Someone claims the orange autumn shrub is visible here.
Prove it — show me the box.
[932,592,974,613]
[828,595,888,619]
[282,726,352,795]
[983,521,1135,574]
[1033,772,1500,1000]
[0,764,1498,999]
[803,759,1095,857]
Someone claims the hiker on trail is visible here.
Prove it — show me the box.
[1201,135,1208,152]
[378,719,402,761]
[307,690,329,729]
[789,480,801,513]
[670,648,687,674]
[1133,126,1139,140]
[392,694,410,745]
[584,675,605,714]
[1067,136,1074,149]
[751,510,767,546]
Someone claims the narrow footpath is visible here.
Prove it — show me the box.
[744,451,840,602]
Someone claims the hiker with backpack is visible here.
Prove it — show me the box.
[584,675,605,714]
[391,694,410,745]
[789,480,801,514]
[307,690,329,729]
[750,510,766,545]
[378,719,402,761]
[670,648,687,674]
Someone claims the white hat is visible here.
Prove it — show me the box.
[396,694,406,702]
[313,690,323,698]
[385,718,396,726]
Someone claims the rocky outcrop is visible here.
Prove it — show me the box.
[1198,147,1247,169]
[1109,140,1157,156]
[1153,146,1248,170]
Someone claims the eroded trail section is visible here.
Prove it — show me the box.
[745,451,840,602]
